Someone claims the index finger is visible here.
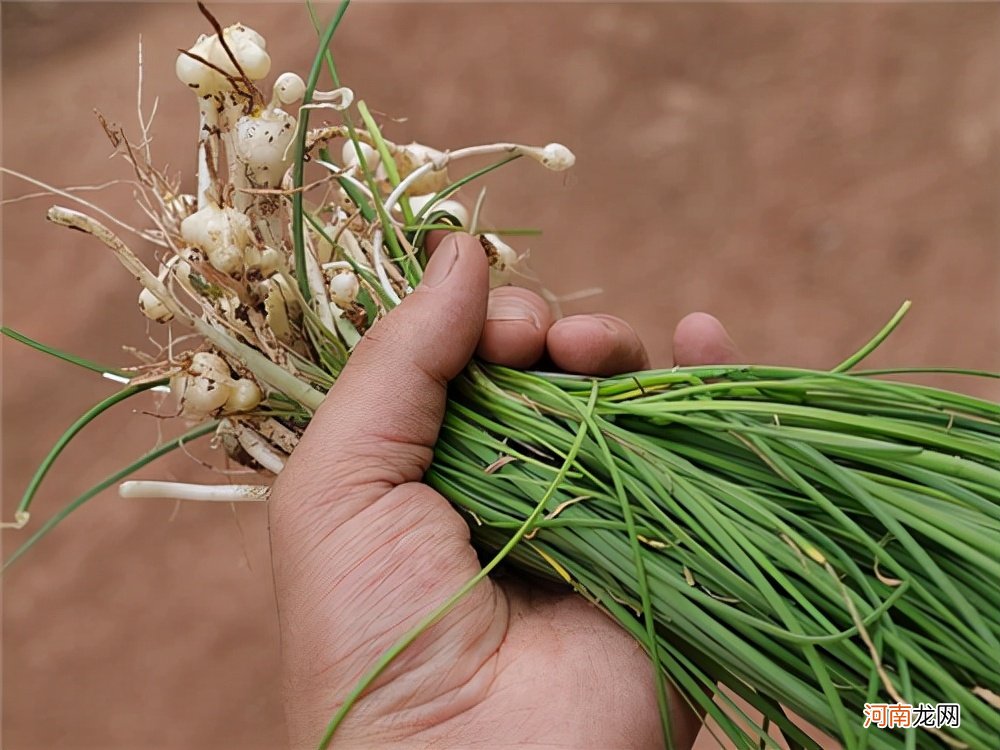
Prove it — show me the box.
[425,229,456,256]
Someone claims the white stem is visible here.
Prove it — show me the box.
[119,481,269,502]
[101,372,171,392]
[1,510,30,529]
[383,142,570,218]
[234,423,287,474]
[338,228,370,269]
[370,227,402,305]
[303,233,337,331]
[372,141,572,301]
[220,97,250,211]
[257,212,283,249]
[224,130,248,210]
[196,102,218,210]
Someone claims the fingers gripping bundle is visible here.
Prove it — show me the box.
[5,7,999,749]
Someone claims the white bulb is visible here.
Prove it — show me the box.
[180,205,253,275]
[402,143,443,166]
[540,143,575,171]
[176,34,231,93]
[190,352,230,379]
[171,258,193,286]
[484,233,518,270]
[181,374,232,416]
[232,25,265,49]
[254,247,282,277]
[328,271,360,306]
[225,378,262,412]
[176,24,270,93]
[175,47,216,91]
[341,141,380,172]
[213,245,245,275]
[397,143,448,194]
[138,288,172,323]
[221,25,270,80]
[484,233,519,288]
[235,110,297,184]
[273,72,305,105]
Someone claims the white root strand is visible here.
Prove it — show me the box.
[1,167,166,246]
[321,260,354,271]
[119,481,269,502]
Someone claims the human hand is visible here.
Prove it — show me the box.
[269,232,740,749]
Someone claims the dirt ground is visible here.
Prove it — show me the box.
[2,2,998,748]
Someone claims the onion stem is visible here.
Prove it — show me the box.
[292,0,351,301]
[119,481,269,502]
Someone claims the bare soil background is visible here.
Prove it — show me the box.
[2,2,998,748]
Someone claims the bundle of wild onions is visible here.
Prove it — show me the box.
[3,4,998,749]
[432,359,1000,750]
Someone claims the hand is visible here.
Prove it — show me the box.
[269,233,741,749]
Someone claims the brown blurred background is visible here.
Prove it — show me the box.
[2,2,998,748]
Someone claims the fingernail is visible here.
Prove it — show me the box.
[421,235,459,288]
[487,296,541,329]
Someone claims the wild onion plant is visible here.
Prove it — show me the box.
[3,4,998,749]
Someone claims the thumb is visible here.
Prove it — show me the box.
[269,233,499,740]
[272,231,488,536]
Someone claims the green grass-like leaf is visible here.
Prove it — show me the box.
[292,0,352,301]
[4,421,219,570]
[2,326,126,377]
[16,380,169,518]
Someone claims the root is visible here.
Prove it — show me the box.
[119,480,269,502]
[2,168,164,245]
